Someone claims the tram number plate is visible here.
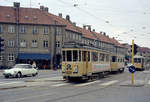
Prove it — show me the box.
[66,71,72,74]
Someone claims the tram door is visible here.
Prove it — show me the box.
[82,51,89,75]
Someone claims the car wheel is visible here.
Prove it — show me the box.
[32,72,38,77]
[16,72,22,78]
[5,75,9,78]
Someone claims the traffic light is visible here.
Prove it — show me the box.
[134,44,138,55]
[0,37,4,52]
[131,44,138,55]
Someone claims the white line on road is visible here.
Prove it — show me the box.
[4,93,54,102]
[51,83,70,87]
[148,80,150,84]
[0,81,23,86]
[100,80,118,86]
[76,80,101,87]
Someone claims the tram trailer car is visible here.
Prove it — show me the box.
[110,54,125,73]
[61,45,125,81]
[134,55,146,71]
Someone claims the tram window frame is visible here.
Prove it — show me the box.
[92,52,98,62]
[134,58,137,63]
[73,50,78,61]
[66,50,72,61]
[79,50,81,61]
[112,56,117,62]
[106,55,109,62]
[82,51,90,62]
[62,51,66,61]
[138,58,141,63]
[99,53,105,62]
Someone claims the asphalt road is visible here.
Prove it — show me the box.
[0,69,150,102]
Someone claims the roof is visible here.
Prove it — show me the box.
[45,13,82,34]
[92,32,113,44]
[110,38,124,48]
[0,6,63,25]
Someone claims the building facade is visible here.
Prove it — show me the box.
[0,2,127,69]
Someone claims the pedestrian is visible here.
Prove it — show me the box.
[32,61,36,68]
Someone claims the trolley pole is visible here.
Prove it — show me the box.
[131,40,134,85]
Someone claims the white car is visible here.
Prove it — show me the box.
[3,64,38,78]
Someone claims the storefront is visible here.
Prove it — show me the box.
[17,53,51,69]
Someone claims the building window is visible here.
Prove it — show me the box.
[8,25,15,33]
[31,40,38,48]
[8,40,15,47]
[32,26,38,34]
[20,40,26,48]
[8,54,14,61]
[43,40,48,48]
[56,27,61,35]
[0,25,3,33]
[43,26,49,34]
[20,26,26,33]
[56,41,60,48]
[0,55,3,61]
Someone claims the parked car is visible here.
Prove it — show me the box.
[3,64,38,78]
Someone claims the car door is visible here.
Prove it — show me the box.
[27,65,35,75]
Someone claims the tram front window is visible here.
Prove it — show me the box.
[67,51,72,61]
[73,50,78,61]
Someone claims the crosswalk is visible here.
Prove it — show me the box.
[1,78,150,89]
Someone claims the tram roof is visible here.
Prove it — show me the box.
[63,41,111,53]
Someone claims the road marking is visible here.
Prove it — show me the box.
[100,80,118,86]
[0,81,23,86]
[76,81,101,87]
[148,80,150,84]
[51,83,70,87]
[5,93,54,102]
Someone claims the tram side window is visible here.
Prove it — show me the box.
[138,58,141,63]
[112,56,116,62]
[92,52,98,62]
[82,51,90,61]
[67,51,72,61]
[62,51,66,61]
[79,51,81,61]
[99,53,105,62]
[134,58,137,63]
[73,50,78,61]
[106,55,109,62]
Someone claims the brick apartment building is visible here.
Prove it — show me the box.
[0,2,126,69]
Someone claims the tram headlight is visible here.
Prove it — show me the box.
[73,66,78,74]
[62,66,66,73]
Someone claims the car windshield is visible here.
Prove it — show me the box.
[13,64,28,68]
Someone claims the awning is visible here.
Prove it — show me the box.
[18,53,50,60]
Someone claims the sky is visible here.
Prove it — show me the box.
[1,0,150,48]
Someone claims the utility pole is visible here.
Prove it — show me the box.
[131,40,134,85]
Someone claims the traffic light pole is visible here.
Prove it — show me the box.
[131,40,134,85]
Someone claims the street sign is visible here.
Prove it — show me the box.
[129,65,136,73]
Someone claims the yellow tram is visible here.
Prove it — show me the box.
[134,55,145,70]
[61,43,125,81]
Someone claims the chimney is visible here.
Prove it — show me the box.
[88,25,91,31]
[14,2,20,8]
[44,7,49,12]
[72,22,76,26]
[40,6,44,11]
[66,15,70,21]
[103,32,106,36]
[58,13,62,18]
[83,25,86,29]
